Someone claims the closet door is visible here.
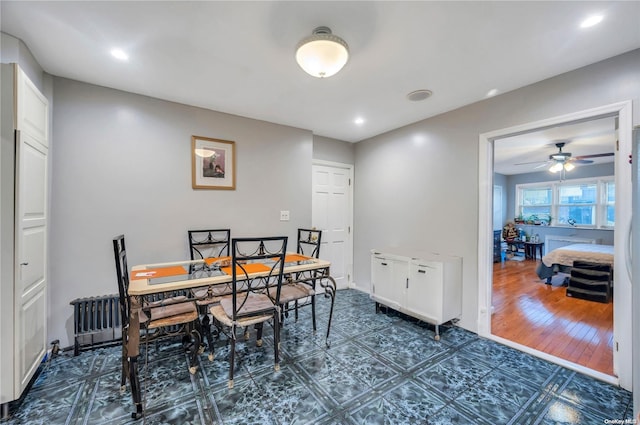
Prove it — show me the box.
[14,65,48,396]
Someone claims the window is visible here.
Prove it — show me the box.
[557,183,596,226]
[520,187,552,222]
[605,181,615,226]
[516,177,614,228]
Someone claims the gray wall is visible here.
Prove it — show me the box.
[313,135,356,165]
[0,32,44,90]
[49,77,316,347]
[353,49,640,332]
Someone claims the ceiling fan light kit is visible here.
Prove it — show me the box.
[296,26,349,78]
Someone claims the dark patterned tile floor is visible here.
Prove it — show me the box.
[1,289,634,424]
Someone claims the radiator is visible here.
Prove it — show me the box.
[544,236,599,255]
[70,294,121,356]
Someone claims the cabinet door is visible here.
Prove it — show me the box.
[406,261,443,323]
[371,256,394,305]
[371,256,404,308]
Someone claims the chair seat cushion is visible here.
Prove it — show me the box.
[146,295,188,308]
[209,303,273,328]
[142,299,199,329]
[216,292,275,320]
[148,308,199,329]
[278,283,315,303]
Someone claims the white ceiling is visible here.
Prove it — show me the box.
[2,1,639,152]
[494,116,618,175]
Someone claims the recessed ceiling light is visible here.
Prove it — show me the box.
[580,15,603,28]
[354,117,365,125]
[406,89,432,102]
[110,48,129,61]
[487,89,499,97]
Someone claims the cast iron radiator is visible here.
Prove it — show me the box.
[70,294,121,356]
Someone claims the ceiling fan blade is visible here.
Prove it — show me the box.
[533,162,551,169]
[514,160,548,166]
[574,152,614,160]
[571,159,594,164]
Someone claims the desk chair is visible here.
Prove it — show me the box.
[209,236,287,388]
[277,228,322,331]
[113,235,202,419]
[188,229,231,359]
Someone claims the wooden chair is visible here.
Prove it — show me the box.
[277,228,322,331]
[188,229,231,359]
[209,236,287,388]
[113,235,202,419]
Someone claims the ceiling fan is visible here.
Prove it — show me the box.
[515,142,614,173]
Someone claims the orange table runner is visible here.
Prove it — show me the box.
[221,263,270,276]
[283,254,312,263]
[205,256,231,266]
[131,265,187,280]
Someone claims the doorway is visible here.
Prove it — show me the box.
[477,102,633,391]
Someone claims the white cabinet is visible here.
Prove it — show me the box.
[370,249,462,340]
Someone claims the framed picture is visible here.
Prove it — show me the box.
[191,135,236,190]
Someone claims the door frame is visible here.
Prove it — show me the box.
[312,159,354,289]
[477,101,633,390]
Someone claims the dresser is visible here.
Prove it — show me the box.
[370,249,462,340]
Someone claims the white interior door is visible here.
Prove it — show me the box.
[312,161,353,290]
[14,66,48,396]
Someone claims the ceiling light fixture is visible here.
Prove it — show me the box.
[110,48,129,61]
[580,14,603,28]
[295,26,349,78]
[354,117,365,125]
[549,161,575,173]
[549,162,564,173]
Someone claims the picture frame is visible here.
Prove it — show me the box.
[191,135,236,190]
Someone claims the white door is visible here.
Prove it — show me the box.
[312,161,353,290]
[14,66,48,396]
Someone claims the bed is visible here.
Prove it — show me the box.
[535,243,614,284]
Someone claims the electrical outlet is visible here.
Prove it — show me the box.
[280,210,290,221]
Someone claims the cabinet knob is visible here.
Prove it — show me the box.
[20,262,29,266]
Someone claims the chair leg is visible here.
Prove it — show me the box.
[273,313,280,371]
[255,323,263,347]
[128,355,144,419]
[185,329,201,375]
[201,314,215,361]
[120,333,128,391]
[228,326,236,389]
[311,294,317,332]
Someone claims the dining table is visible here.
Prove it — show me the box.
[123,253,336,418]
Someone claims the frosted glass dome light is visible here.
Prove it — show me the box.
[296,27,349,78]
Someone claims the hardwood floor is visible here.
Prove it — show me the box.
[491,257,613,376]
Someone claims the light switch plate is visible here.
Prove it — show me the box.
[280,210,290,221]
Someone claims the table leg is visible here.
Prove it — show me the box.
[321,275,337,348]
